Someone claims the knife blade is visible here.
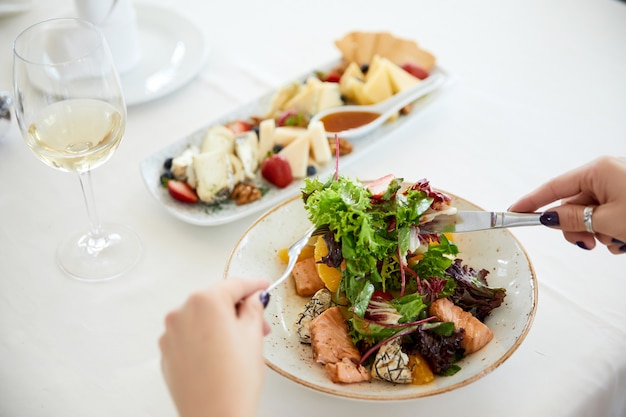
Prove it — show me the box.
[418,211,542,234]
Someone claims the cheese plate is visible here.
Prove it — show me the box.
[139,61,452,226]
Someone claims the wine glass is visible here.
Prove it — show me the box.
[13,18,141,282]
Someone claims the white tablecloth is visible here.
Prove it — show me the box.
[1,1,625,416]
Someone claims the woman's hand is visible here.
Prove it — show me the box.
[159,279,270,417]
[509,156,626,254]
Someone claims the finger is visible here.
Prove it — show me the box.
[236,290,268,334]
[162,308,180,332]
[592,204,626,243]
[547,204,589,233]
[594,233,616,247]
[508,191,548,213]
[607,245,626,255]
[562,231,596,250]
[509,163,594,212]
[219,279,270,306]
[560,191,596,206]
[158,332,168,354]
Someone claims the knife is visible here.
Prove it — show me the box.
[418,211,542,234]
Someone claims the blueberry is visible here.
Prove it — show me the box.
[160,171,174,186]
[360,63,369,74]
[163,157,173,170]
[252,126,260,138]
[272,144,284,153]
[306,165,317,176]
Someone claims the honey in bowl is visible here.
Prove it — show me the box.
[319,110,380,133]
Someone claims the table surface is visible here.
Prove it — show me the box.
[1,1,625,416]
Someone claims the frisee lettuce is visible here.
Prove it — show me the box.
[302,175,459,317]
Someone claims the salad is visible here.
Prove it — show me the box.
[291,173,506,385]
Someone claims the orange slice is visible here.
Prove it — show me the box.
[313,235,342,292]
[277,245,314,264]
[409,353,435,385]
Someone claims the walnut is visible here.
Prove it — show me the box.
[400,102,414,115]
[230,183,262,205]
[328,137,353,156]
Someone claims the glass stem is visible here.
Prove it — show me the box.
[77,170,107,255]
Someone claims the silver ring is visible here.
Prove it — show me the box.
[583,205,595,234]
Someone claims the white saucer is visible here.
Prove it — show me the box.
[120,4,210,106]
[0,0,34,16]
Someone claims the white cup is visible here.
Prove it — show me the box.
[75,0,141,74]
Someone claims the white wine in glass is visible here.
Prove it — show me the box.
[13,18,141,282]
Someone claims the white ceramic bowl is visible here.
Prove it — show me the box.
[224,192,537,400]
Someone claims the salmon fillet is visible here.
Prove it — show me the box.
[292,257,326,296]
[429,297,493,354]
[325,358,371,383]
[309,306,361,365]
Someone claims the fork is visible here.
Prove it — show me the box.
[259,225,316,308]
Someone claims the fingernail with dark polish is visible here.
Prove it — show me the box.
[259,291,270,308]
[540,211,560,227]
[612,238,625,245]
[576,241,590,250]
[620,244,626,253]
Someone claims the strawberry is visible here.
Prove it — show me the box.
[401,62,429,80]
[225,119,252,135]
[324,71,341,83]
[261,154,293,188]
[167,179,199,204]
[366,174,396,199]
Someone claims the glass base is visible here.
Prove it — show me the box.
[56,223,142,282]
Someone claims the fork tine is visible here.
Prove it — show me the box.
[260,225,316,307]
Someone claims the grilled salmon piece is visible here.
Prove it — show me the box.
[310,306,361,364]
[325,358,371,383]
[292,257,326,296]
[429,297,493,354]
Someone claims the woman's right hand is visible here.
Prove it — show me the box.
[159,278,270,417]
[509,156,626,254]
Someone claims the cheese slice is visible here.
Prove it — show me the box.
[229,153,245,185]
[171,145,199,184]
[317,83,343,112]
[284,77,319,114]
[193,150,232,204]
[273,126,307,146]
[383,57,420,93]
[202,125,235,154]
[284,77,342,115]
[308,121,331,165]
[234,131,259,180]
[340,62,365,103]
[278,132,310,178]
[258,118,275,162]
[367,55,383,79]
[353,81,372,105]
[362,65,393,103]
[342,61,365,80]
[339,76,363,103]
[266,81,300,117]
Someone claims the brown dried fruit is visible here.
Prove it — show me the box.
[400,102,413,115]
